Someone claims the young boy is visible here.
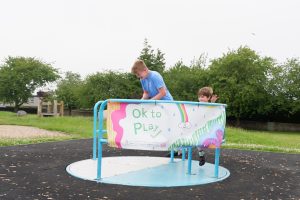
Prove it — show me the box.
[198,86,218,166]
[131,60,173,100]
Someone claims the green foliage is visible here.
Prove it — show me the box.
[164,60,208,101]
[208,46,275,120]
[80,71,141,108]
[1,41,299,123]
[138,39,166,74]
[280,59,300,114]
[0,56,59,111]
[56,72,82,113]
[262,58,300,120]
[74,44,299,122]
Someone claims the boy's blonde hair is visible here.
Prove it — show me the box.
[198,87,213,98]
[131,60,148,74]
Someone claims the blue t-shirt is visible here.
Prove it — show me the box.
[140,71,173,100]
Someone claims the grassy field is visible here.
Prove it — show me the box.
[0,111,93,146]
[1,111,300,153]
[224,128,300,153]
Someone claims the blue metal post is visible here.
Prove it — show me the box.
[187,147,192,175]
[170,149,174,163]
[214,148,220,178]
[93,101,103,160]
[97,100,107,180]
[182,148,186,161]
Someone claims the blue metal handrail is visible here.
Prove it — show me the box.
[108,98,227,107]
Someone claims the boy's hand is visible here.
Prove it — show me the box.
[141,91,149,100]
[210,95,219,103]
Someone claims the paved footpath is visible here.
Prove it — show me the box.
[0,139,299,200]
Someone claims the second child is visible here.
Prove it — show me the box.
[197,86,218,166]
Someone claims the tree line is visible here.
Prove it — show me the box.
[0,40,299,123]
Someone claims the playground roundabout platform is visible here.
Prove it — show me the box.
[66,156,230,187]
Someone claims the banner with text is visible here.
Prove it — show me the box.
[106,102,226,151]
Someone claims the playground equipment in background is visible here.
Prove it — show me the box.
[37,99,64,117]
[36,90,64,117]
[67,99,230,187]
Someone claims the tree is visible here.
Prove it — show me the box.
[267,58,300,121]
[164,60,208,101]
[138,39,166,74]
[190,53,208,69]
[0,56,59,111]
[208,46,275,123]
[56,72,82,115]
[281,58,300,115]
[80,71,141,108]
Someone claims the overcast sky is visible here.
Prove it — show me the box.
[0,0,299,77]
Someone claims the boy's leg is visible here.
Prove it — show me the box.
[197,147,206,166]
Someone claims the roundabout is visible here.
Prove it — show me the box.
[66,156,230,187]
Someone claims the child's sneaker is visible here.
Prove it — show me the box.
[198,150,205,166]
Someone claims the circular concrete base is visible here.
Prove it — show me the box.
[66,156,230,187]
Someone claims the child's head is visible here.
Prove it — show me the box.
[131,60,149,79]
[198,87,213,102]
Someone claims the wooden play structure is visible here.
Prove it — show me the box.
[37,99,64,117]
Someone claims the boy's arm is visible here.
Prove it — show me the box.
[210,95,219,103]
[141,91,149,100]
[151,72,168,100]
[151,87,167,100]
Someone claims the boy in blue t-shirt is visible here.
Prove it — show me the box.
[131,60,173,100]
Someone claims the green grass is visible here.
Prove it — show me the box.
[224,127,300,153]
[0,136,73,146]
[0,111,94,146]
[1,111,300,153]
[0,111,93,137]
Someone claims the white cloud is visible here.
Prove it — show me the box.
[0,0,299,77]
